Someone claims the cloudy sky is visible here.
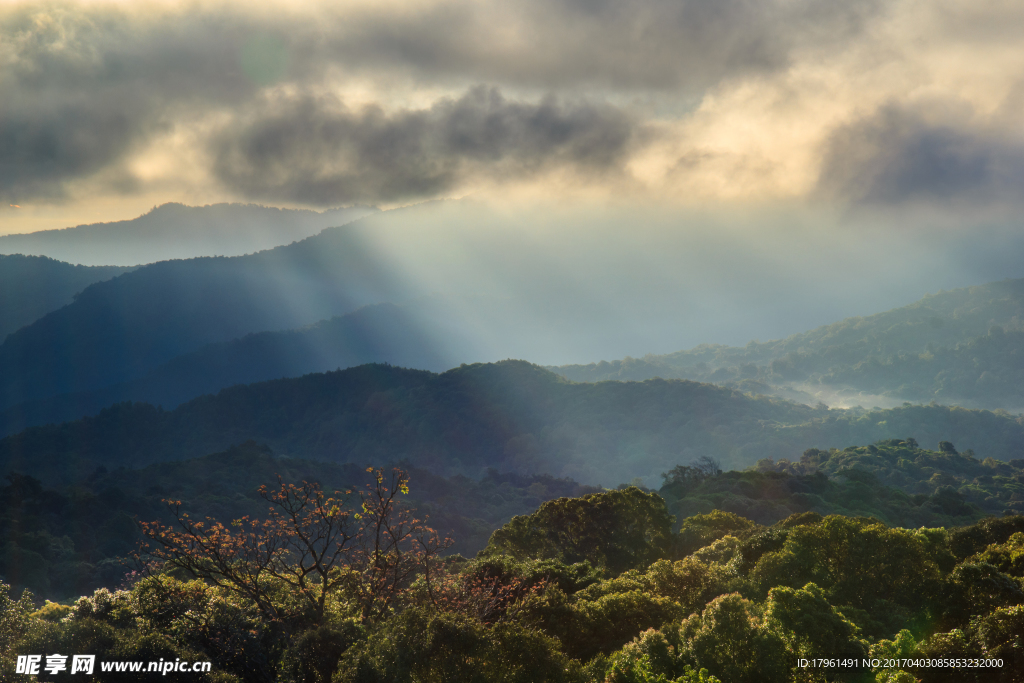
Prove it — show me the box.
[1,0,1022,234]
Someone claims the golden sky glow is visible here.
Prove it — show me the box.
[1,0,1024,232]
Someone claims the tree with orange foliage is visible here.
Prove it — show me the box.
[139,467,451,627]
[420,562,547,625]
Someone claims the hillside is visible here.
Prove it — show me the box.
[3,361,1024,489]
[0,300,485,436]
[553,277,1024,411]
[0,201,565,411]
[0,254,131,341]
[0,222,412,410]
[0,202,375,266]
[5,437,1024,607]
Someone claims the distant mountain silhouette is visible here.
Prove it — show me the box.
[0,254,131,341]
[0,202,376,266]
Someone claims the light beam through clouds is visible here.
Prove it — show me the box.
[0,0,1022,359]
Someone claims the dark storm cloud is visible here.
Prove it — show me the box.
[210,87,642,205]
[0,0,884,204]
[816,105,1024,207]
[0,98,148,199]
[0,4,269,201]
[320,0,882,91]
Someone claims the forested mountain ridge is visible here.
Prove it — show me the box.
[0,200,583,412]
[0,300,483,437]
[680,277,1024,361]
[553,277,1024,411]
[0,254,131,342]
[3,360,1023,489]
[0,202,376,266]
[0,221,417,410]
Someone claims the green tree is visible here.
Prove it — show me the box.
[751,516,938,611]
[335,607,581,683]
[968,532,1024,576]
[0,581,35,677]
[278,622,364,683]
[482,487,674,576]
[677,511,760,556]
[762,583,867,680]
[939,562,1024,627]
[677,593,790,683]
[606,629,723,683]
[974,604,1024,677]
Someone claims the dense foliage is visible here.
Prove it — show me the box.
[0,442,599,602]
[659,439,1024,527]
[6,479,1024,682]
[9,435,1024,608]
[4,361,1024,489]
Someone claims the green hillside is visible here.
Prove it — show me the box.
[3,361,1023,489]
[553,277,1024,411]
[7,436,1024,614]
[0,441,600,601]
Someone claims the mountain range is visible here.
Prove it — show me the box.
[9,200,1024,421]
[0,300,480,435]
[1,199,792,415]
[1,203,1023,440]
[0,202,376,266]
[1,200,1024,500]
[3,360,1022,490]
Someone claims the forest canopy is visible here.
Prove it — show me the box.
[4,463,1024,682]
